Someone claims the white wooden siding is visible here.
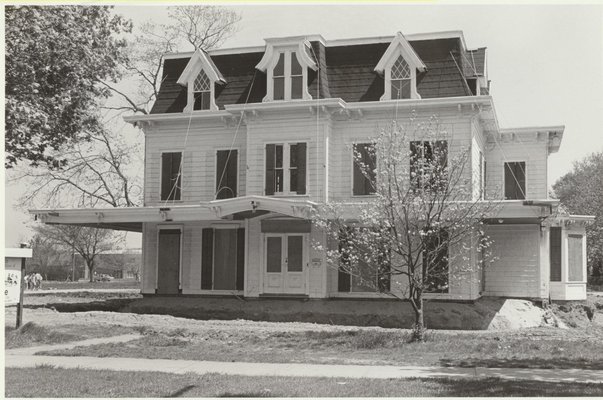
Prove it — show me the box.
[144,119,247,205]
[484,134,548,199]
[484,224,540,297]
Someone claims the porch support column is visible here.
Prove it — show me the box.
[539,225,550,300]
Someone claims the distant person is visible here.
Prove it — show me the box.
[34,273,43,290]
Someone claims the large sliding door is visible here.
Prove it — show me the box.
[157,228,181,294]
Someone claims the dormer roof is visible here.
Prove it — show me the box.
[176,49,226,86]
[374,32,427,74]
[255,37,318,72]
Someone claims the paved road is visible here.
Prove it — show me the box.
[25,288,140,294]
[6,335,603,383]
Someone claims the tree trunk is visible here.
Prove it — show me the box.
[412,294,426,342]
[87,261,95,283]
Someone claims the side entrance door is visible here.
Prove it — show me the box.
[264,234,306,294]
[157,228,181,294]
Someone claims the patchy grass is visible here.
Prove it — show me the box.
[5,368,603,397]
[39,325,603,369]
[5,322,136,349]
[38,279,140,291]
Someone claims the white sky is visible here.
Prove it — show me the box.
[4,3,603,247]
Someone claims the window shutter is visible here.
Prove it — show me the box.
[201,228,213,290]
[172,152,182,200]
[504,163,515,199]
[296,143,306,195]
[504,162,525,200]
[365,144,376,194]
[409,141,420,189]
[515,162,526,199]
[227,150,238,198]
[352,145,364,196]
[550,227,562,282]
[265,144,276,195]
[236,228,245,291]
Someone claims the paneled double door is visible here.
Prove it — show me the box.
[263,234,307,294]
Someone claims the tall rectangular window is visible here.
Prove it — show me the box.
[504,161,526,200]
[424,229,449,293]
[216,150,238,199]
[550,227,562,282]
[568,234,584,282]
[273,53,285,101]
[352,143,376,196]
[201,228,245,291]
[410,141,448,191]
[161,152,182,201]
[193,70,211,110]
[290,52,303,100]
[265,143,306,195]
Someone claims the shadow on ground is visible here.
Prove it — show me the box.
[440,357,603,370]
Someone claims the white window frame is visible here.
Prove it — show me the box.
[264,141,309,196]
[264,50,312,102]
[184,68,218,112]
[381,50,420,101]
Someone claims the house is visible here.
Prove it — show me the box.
[32,30,591,312]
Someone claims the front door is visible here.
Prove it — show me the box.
[264,234,306,294]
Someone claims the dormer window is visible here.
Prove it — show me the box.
[256,38,318,102]
[177,49,226,112]
[391,55,411,99]
[193,70,211,110]
[375,32,427,101]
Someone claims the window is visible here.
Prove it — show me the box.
[423,229,449,293]
[273,53,285,101]
[478,151,484,200]
[216,150,238,200]
[265,143,306,195]
[337,229,391,293]
[161,152,182,201]
[391,55,411,99]
[410,141,448,190]
[550,227,562,282]
[201,228,245,291]
[290,53,303,100]
[504,161,526,200]
[193,70,211,111]
[352,143,376,195]
[568,234,584,282]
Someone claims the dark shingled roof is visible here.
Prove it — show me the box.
[151,36,480,114]
[462,47,486,77]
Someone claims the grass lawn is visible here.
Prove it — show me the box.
[38,279,140,291]
[6,367,603,397]
[39,325,603,370]
[5,322,135,349]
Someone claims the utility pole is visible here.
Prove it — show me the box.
[16,243,27,328]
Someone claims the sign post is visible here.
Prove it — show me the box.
[5,245,33,329]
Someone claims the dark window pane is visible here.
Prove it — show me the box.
[265,144,276,195]
[353,143,376,195]
[424,230,449,293]
[392,79,411,99]
[275,169,283,193]
[274,77,284,100]
[504,162,526,200]
[161,152,181,201]
[290,144,298,167]
[291,76,303,99]
[216,150,237,199]
[266,237,282,273]
[274,53,285,76]
[275,145,283,168]
[550,227,562,282]
[194,91,210,110]
[287,236,303,272]
[291,52,302,75]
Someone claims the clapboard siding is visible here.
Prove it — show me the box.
[144,120,247,205]
[328,111,473,201]
[245,112,330,201]
[484,225,540,297]
[484,134,548,199]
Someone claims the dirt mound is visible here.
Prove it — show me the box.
[484,299,549,330]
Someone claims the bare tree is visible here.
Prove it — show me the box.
[35,224,122,282]
[313,114,499,341]
[12,125,143,209]
[102,5,241,115]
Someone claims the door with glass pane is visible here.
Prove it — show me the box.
[264,234,306,294]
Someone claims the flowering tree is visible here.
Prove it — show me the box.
[314,114,498,341]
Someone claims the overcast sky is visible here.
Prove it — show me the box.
[5,4,603,247]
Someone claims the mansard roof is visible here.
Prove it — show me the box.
[150,32,486,114]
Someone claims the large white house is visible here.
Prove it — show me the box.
[33,31,591,306]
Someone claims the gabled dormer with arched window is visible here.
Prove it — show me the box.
[375,32,427,101]
[256,37,318,102]
[177,49,226,112]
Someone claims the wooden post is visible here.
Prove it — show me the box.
[16,243,27,329]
